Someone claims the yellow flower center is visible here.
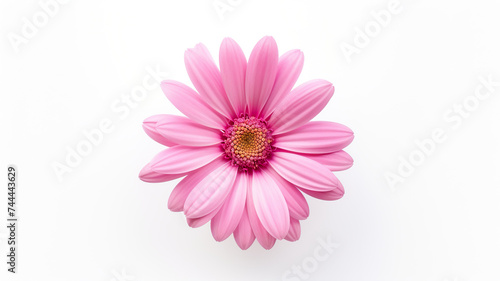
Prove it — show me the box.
[223,116,274,170]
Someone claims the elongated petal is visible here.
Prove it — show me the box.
[261,50,304,118]
[275,121,354,154]
[270,80,334,135]
[252,170,290,239]
[156,115,221,147]
[161,80,227,129]
[211,172,248,241]
[139,162,185,183]
[265,167,309,220]
[220,38,247,115]
[299,182,345,201]
[297,150,353,171]
[285,218,301,242]
[150,146,223,174]
[247,182,276,249]
[233,209,255,250]
[269,151,343,193]
[168,158,226,212]
[184,162,238,218]
[245,36,278,117]
[185,46,234,119]
[143,115,177,147]
[187,204,223,228]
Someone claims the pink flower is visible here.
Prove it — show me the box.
[139,36,354,250]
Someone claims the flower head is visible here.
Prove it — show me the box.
[140,36,354,250]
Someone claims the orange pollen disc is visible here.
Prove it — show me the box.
[222,116,274,170]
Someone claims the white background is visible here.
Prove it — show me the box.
[1,0,500,280]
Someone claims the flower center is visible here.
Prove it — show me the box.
[222,116,274,170]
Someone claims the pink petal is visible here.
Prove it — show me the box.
[274,121,354,154]
[285,218,301,242]
[184,162,238,218]
[139,162,185,183]
[219,38,247,115]
[261,50,304,118]
[252,170,290,240]
[265,167,309,220]
[299,182,345,201]
[150,146,223,174]
[168,180,196,212]
[186,204,223,228]
[161,80,228,129]
[185,45,234,119]
[168,158,226,212]
[269,79,334,135]
[233,209,256,250]
[193,43,215,63]
[156,115,222,147]
[211,172,248,242]
[245,36,279,117]
[142,115,177,147]
[246,182,276,249]
[297,150,354,171]
[269,151,343,193]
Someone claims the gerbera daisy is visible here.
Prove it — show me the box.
[139,36,354,250]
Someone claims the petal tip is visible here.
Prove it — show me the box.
[287,49,304,58]
[262,35,276,41]
[142,121,154,133]
[333,183,345,200]
[222,37,236,45]
[256,36,277,49]
[235,239,253,250]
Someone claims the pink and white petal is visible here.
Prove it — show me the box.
[139,162,185,183]
[186,204,223,228]
[246,184,276,249]
[143,115,177,147]
[252,170,290,240]
[269,151,343,193]
[233,209,256,250]
[156,115,222,147]
[245,36,279,117]
[168,157,226,212]
[297,150,354,171]
[285,218,301,242]
[185,47,234,119]
[168,179,196,212]
[261,50,304,118]
[269,79,334,135]
[150,145,223,175]
[299,182,345,201]
[211,172,248,242]
[220,38,247,115]
[184,162,238,218]
[265,167,309,220]
[275,121,354,154]
[161,80,228,129]
[193,43,215,63]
